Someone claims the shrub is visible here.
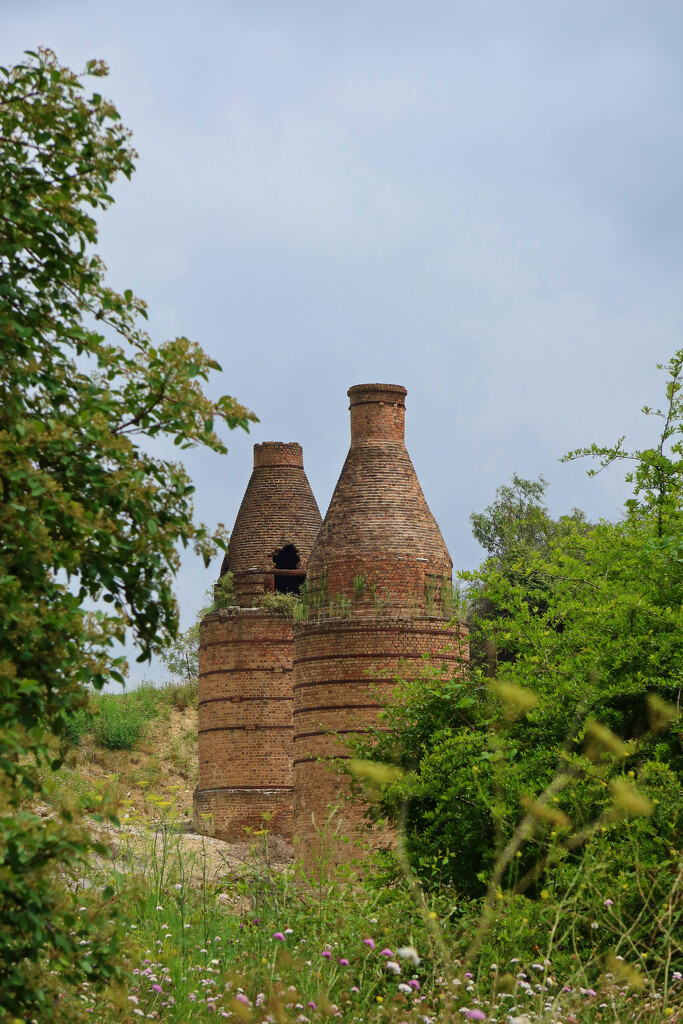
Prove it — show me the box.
[92,696,145,750]
[61,706,91,746]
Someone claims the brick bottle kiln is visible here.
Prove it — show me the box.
[194,387,467,856]
[292,384,467,862]
[194,442,322,838]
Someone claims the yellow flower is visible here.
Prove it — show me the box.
[376,996,384,1003]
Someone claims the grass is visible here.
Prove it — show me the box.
[40,681,683,1022]
[43,785,683,1023]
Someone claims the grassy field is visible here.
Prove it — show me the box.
[41,681,683,1024]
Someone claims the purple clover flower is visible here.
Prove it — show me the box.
[363,938,375,949]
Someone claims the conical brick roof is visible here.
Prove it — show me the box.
[306,384,452,613]
[222,442,322,606]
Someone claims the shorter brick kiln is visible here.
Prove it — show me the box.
[194,442,321,838]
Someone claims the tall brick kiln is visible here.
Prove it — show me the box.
[194,442,322,839]
[292,384,468,863]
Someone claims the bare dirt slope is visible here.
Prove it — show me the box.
[52,703,293,882]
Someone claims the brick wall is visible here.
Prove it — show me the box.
[194,607,295,839]
[292,616,469,864]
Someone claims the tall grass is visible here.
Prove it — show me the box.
[62,678,199,750]
[49,786,683,1023]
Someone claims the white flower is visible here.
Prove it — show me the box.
[386,961,401,974]
[397,945,421,966]
[398,983,412,994]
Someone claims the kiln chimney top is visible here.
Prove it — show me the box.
[347,383,407,445]
[253,441,304,469]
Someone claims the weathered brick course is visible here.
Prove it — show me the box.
[292,616,468,863]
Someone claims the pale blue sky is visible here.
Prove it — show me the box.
[4,2,683,682]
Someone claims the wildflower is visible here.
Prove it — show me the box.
[285,928,294,934]
[591,922,599,930]
[155,905,163,911]
[350,987,359,993]
[604,899,614,906]
[174,883,182,890]
[322,950,332,959]
[235,993,250,1005]
[338,958,349,965]
[151,985,162,993]
[274,932,286,941]
[380,948,394,957]
[307,1002,317,1010]
[531,963,544,971]
[409,979,420,990]
[398,984,412,994]
[465,1012,486,1021]
[673,971,682,980]
[363,938,375,949]
[398,945,421,966]
[386,961,401,974]
[376,996,384,1003]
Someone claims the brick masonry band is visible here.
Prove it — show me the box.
[193,386,470,857]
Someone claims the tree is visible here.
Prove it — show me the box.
[0,49,256,1018]
[356,352,683,923]
[158,572,236,682]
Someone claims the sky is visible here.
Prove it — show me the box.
[4,1,683,683]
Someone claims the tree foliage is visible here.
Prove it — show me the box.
[158,572,237,682]
[0,49,255,1018]
[357,352,683,920]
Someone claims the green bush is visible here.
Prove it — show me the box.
[60,706,91,746]
[92,696,145,750]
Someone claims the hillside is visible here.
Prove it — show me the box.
[42,681,293,880]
